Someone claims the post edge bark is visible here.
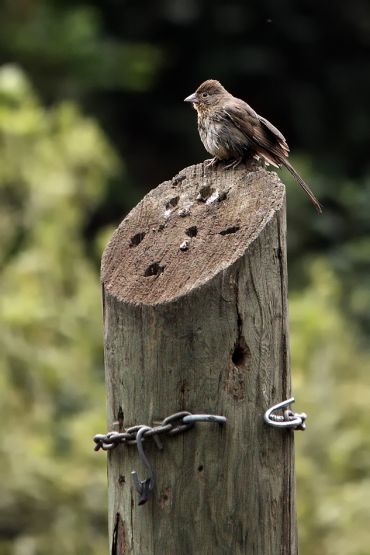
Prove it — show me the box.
[101,161,297,555]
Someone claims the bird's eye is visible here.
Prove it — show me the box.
[202,92,208,98]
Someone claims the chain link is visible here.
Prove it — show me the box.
[93,411,196,452]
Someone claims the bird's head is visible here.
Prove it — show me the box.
[184,80,227,111]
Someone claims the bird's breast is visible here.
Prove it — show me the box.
[198,116,230,159]
[197,113,248,160]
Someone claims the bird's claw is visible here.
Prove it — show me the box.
[224,157,243,170]
[205,157,219,168]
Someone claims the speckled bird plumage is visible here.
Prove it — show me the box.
[184,79,322,213]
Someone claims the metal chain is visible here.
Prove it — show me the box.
[94,411,227,506]
[93,411,227,452]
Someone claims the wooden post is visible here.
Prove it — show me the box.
[101,161,297,554]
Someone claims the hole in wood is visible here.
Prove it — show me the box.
[165,196,179,209]
[172,174,186,187]
[232,340,250,367]
[159,488,171,509]
[198,465,204,472]
[185,226,198,238]
[144,262,165,277]
[129,232,146,247]
[220,225,240,236]
[196,185,214,202]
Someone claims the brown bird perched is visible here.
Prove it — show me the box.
[185,79,322,213]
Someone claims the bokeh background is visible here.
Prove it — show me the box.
[0,1,370,554]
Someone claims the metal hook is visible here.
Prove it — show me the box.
[131,426,156,505]
[182,414,227,424]
[264,397,307,431]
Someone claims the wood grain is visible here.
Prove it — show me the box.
[102,161,297,554]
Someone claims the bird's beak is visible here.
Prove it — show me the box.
[184,92,198,104]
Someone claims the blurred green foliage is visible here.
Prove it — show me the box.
[0,0,370,553]
[0,1,162,97]
[0,66,114,554]
[292,261,370,555]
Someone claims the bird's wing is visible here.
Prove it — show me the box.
[222,99,289,162]
[221,99,260,140]
[222,100,322,213]
[257,113,287,142]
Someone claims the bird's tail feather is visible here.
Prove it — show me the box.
[280,158,322,213]
[257,147,322,213]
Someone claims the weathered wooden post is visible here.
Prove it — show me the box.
[100,161,297,554]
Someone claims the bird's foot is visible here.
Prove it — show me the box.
[223,157,243,170]
[205,157,219,168]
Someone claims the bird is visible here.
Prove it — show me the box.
[184,79,322,213]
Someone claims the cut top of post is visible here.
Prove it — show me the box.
[101,162,285,306]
